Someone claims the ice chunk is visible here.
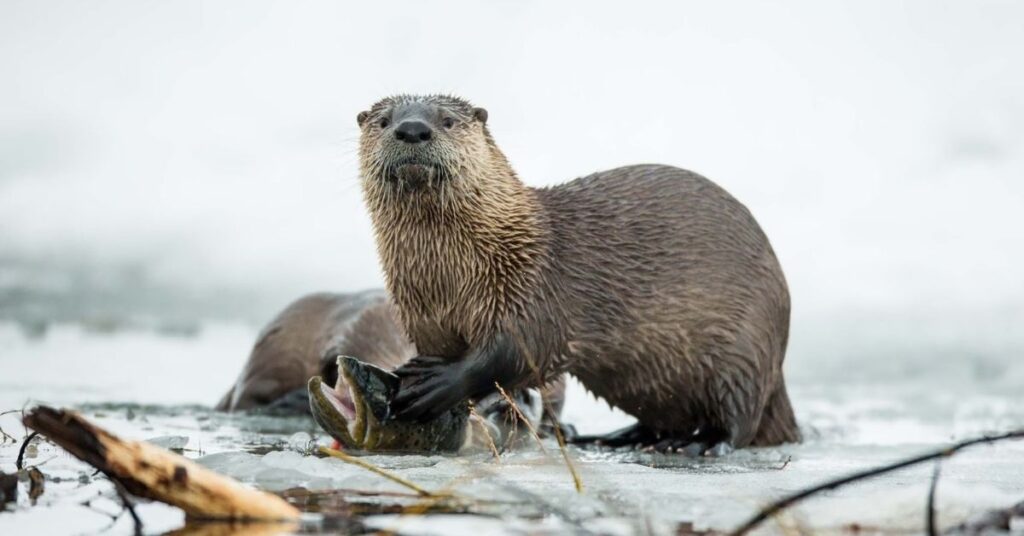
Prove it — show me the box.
[146,435,189,450]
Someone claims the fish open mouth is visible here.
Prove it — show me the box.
[308,367,366,445]
[318,376,356,422]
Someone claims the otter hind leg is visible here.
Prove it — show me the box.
[751,378,801,446]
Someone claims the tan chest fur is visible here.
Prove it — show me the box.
[365,184,545,358]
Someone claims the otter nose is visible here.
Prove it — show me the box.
[394,120,433,144]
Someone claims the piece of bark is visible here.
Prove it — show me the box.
[22,406,299,521]
[27,467,44,502]
[0,470,17,507]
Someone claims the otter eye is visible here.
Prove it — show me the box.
[442,117,455,129]
[379,117,390,129]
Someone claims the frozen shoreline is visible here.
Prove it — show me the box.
[2,321,1022,534]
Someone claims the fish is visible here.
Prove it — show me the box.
[308,356,471,453]
[308,355,560,454]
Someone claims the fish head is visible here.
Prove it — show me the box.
[308,355,469,453]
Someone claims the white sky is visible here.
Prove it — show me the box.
[1,1,1022,326]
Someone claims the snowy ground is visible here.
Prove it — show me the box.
[1,317,1022,535]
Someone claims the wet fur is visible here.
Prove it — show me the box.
[215,290,410,411]
[359,95,799,447]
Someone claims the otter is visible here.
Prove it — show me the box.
[216,290,410,413]
[357,94,800,454]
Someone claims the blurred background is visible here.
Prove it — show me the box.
[1,1,1022,418]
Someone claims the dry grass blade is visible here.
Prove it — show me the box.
[494,383,546,454]
[318,446,443,498]
[468,404,501,462]
[543,397,584,494]
[504,331,585,494]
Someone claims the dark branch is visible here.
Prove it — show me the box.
[729,429,1024,536]
[15,431,39,471]
[926,460,941,536]
[112,480,144,536]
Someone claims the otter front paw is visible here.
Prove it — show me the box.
[390,357,468,422]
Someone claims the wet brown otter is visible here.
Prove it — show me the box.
[216,290,410,413]
[358,94,800,453]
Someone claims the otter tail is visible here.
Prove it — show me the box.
[751,378,801,446]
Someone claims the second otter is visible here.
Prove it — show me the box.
[357,94,800,453]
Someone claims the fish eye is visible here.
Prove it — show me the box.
[379,117,390,129]
[442,117,455,129]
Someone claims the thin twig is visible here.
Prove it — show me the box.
[926,460,941,536]
[502,407,518,453]
[543,396,584,494]
[318,446,441,498]
[0,409,22,444]
[494,383,546,454]
[502,332,586,493]
[505,332,587,490]
[729,429,1024,536]
[16,431,39,470]
[112,480,143,536]
[468,404,501,462]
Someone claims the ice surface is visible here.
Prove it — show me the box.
[1,320,1021,534]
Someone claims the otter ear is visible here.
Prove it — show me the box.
[356,110,369,127]
[472,107,488,124]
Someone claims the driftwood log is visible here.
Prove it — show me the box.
[22,406,300,521]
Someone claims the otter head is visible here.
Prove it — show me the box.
[357,94,499,197]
